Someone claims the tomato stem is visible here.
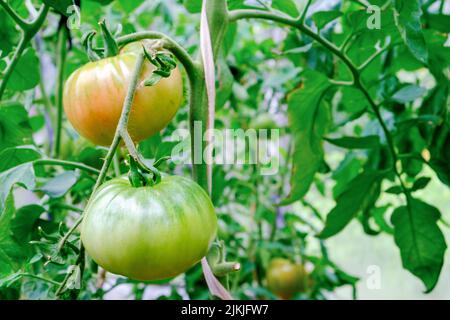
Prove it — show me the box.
[53,26,68,159]
[56,54,146,296]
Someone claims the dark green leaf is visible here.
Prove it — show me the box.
[319,171,385,238]
[411,177,431,192]
[391,198,447,292]
[41,0,73,15]
[325,135,380,149]
[0,163,35,212]
[0,146,41,173]
[385,185,402,194]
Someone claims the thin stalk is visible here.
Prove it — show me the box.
[53,27,68,158]
[33,159,100,175]
[57,53,146,252]
[17,273,61,286]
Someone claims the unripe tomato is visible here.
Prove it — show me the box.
[266,258,308,299]
[81,175,217,281]
[63,41,183,146]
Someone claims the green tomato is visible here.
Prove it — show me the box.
[81,175,217,281]
[266,258,308,299]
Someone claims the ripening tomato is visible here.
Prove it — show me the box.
[63,41,183,146]
[81,175,217,281]
[266,258,308,299]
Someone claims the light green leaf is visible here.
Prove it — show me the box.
[393,0,428,63]
[312,10,342,30]
[272,0,299,17]
[391,85,426,103]
[40,171,79,198]
[0,163,35,212]
[281,70,331,205]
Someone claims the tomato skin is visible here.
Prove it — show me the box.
[63,44,183,146]
[81,175,217,281]
[266,258,307,299]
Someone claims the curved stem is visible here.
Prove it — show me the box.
[229,8,409,200]
[0,4,49,100]
[33,159,100,175]
[53,27,68,158]
[116,31,199,77]
[16,273,61,286]
[57,53,146,253]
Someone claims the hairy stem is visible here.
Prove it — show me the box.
[53,27,68,158]
[57,53,145,253]
[33,159,100,175]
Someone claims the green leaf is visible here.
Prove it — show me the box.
[0,146,41,173]
[0,10,19,58]
[426,13,450,33]
[183,0,201,13]
[41,0,73,15]
[117,0,144,13]
[393,0,428,64]
[0,103,32,152]
[281,70,331,205]
[312,10,342,30]
[411,177,431,192]
[7,47,40,91]
[391,198,447,292]
[0,163,35,212]
[428,159,450,187]
[10,205,45,241]
[0,193,29,276]
[385,185,402,194]
[319,171,385,238]
[40,171,79,198]
[272,0,299,18]
[325,135,380,149]
[391,85,426,104]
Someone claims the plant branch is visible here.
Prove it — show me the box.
[116,31,199,77]
[53,27,68,158]
[33,159,101,176]
[0,3,49,99]
[57,53,146,253]
[229,8,410,202]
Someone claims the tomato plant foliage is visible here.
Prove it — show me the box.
[0,0,449,300]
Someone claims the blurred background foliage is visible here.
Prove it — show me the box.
[0,0,449,299]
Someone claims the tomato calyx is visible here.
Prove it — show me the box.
[128,155,162,188]
[82,19,119,62]
[142,45,177,87]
